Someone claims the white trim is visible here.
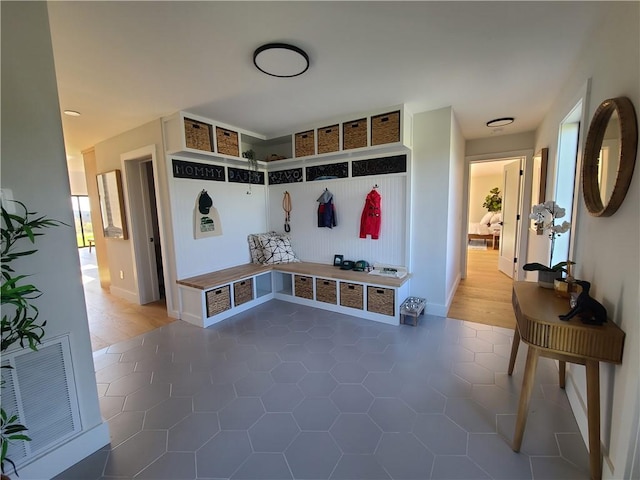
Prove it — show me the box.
[17,422,109,480]
[109,285,140,304]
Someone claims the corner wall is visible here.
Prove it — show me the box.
[1,2,108,477]
[410,107,454,314]
[534,3,639,477]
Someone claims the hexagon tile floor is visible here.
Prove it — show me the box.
[55,300,590,480]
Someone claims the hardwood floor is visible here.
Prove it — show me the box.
[79,247,175,351]
[447,244,516,329]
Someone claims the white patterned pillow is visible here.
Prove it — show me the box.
[248,231,278,264]
[259,234,300,264]
[247,234,264,264]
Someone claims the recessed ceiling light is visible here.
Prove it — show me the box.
[486,117,514,128]
[64,110,81,117]
[253,43,309,78]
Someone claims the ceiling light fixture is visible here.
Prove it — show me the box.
[64,110,82,117]
[486,117,514,128]
[253,43,309,78]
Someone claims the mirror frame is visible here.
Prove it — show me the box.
[531,147,548,234]
[96,169,128,239]
[582,96,638,217]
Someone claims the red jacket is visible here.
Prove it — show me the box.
[359,189,381,239]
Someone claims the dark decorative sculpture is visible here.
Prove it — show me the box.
[558,280,608,325]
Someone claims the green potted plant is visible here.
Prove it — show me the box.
[1,200,64,478]
[482,187,502,212]
[523,201,573,287]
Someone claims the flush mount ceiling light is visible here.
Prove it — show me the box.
[253,43,309,78]
[486,117,514,128]
[63,110,81,117]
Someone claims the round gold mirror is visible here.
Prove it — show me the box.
[582,96,638,217]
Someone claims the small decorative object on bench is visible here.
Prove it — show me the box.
[400,297,426,326]
[558,280,607,325]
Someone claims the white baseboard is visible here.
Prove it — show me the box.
[110,285,140,304]
[17,421,109,479]
[426,303,448,317]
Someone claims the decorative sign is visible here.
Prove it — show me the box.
[352,155,407,177]
[228,167,265,185]
[306,162,348,181]
[172,159,225,182]
[268,168,304,185]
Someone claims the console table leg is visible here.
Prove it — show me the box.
[559,361,566,389]
[513,346,539,452]
[508,328,521,375]
[586,360,601,480]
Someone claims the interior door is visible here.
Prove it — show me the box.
[498,161,521,277]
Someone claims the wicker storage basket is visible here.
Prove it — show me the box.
[184,118,214,152]
[367,286,395,316]
[315,278,337,304]
[206,285,231,317]
[294,275,313,299]
[216,127,239,157]
[371,111,401,146]
[233,278,254,307]
[317,125,339,154]
[340,282,363,309]
[295,130,315,157]
[342,118,368,150]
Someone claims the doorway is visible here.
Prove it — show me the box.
[447,154,528,329]
[121,145,167,305]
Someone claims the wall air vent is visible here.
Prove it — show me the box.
[2,335,81,468]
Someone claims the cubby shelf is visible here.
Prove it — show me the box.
[162,105,412,169]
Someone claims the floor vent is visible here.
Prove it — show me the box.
[2,335,81,467]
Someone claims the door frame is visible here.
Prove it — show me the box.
[120,144,169,305]
[461,149,534,282]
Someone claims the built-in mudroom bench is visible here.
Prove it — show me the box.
[177,262,411,328]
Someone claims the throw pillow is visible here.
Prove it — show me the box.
[247,234,264,264]
[260,234,300,264]
[480,212,493,226]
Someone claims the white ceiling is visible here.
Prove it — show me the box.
[47,1,607,171]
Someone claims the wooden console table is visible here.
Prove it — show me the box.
[508,282,625,480]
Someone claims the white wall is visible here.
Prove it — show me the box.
[266,172,408,267]
[468,170,503,223]
[1,2,108,477]
[534,3,639,477]
[446,114,465,306]
[410,107,454,315]
[68,169,88,195]
[169,160,268,278]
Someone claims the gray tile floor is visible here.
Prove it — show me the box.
[55,300,590,480]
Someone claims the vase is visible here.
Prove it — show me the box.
[554,278,573,298]
[537,270,562,288]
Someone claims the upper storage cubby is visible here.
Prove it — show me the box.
[163,111,277,163]
[291,105,411,159]
[162,105,411,164]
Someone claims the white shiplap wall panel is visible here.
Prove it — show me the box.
[171,166,268,278]
[267,175,407,267]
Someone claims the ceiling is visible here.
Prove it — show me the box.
[47,1,607,172]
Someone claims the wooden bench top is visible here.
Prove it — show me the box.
[177,261,410,290]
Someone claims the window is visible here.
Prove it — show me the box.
[551,101,582,266]
[71,195,93,247]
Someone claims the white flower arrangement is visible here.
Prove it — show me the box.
[524,201,573,272]
[529,201,571,237]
